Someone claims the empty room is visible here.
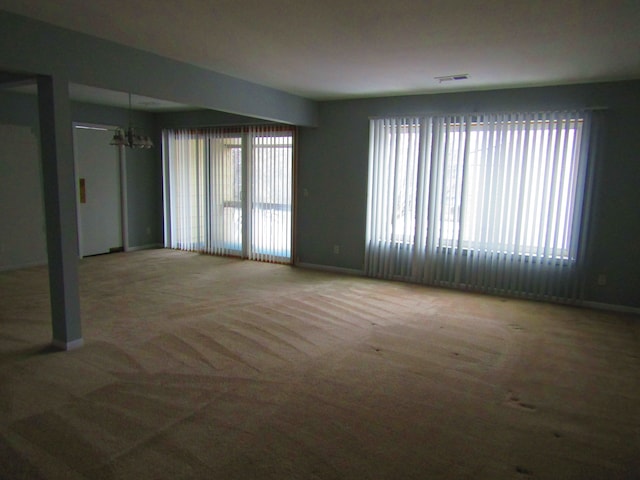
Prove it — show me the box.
[1,1,639,479]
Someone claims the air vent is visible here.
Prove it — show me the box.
[435,74,470,83]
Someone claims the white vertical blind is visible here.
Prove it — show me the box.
[366,111,594,301]
[247,126,293,262]
[163,129,208,252]
[163,126,293,264]
[163,129,241,256]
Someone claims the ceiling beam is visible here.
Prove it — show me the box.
[0,11,318,126]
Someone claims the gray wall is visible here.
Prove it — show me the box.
[155,109,272,130]
[0,10,317,126]
[0,91,161,269]
[297,80,640,308]
[0,122,46,270]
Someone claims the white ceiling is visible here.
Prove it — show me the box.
[1,0,639,101]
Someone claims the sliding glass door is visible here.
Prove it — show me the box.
[163,126,294,263]
[213,135,242,254]
[249,132,293,261]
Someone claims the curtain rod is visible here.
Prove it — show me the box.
[161,124,296,134]
[368,107,608,120]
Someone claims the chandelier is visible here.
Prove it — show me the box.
[110,93,154,149]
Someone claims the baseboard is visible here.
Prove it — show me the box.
[295,262,365,277]
[0,260,47,272]
[126,243,163,252]
[580,301,640,316]
[295,262,640,315]
[51,338,84,351]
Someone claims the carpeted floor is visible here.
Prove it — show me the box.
[0,248,638,479]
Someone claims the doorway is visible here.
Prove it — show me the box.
[73,124,125,257]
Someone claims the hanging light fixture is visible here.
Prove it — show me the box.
[110,93,154,149]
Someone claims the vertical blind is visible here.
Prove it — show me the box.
[365,111,595,301]
[248,127,293,262]
[163,126,293,264]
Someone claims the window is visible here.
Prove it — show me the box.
[366,111,594,300]
[163,126,294,264]
[250,134,294,259]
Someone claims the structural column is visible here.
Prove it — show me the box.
[37,75,83,350]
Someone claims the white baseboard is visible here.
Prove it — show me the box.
[580,301,640,316]
[126,243,163,252]
[295,262,364,277]
[52,338,84,351]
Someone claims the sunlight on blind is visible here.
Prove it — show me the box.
[366,111,594,301]
[163,126,293,264]
[248,127,293,262]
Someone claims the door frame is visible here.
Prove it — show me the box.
[72,122,129,258]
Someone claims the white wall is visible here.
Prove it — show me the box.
[0,124,47,270]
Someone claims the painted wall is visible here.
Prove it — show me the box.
[0,88,273,271]
[297,80,640,308]
[155,109,271,130]
[0,122,47,270]
[0,91,161,269]
[0,10,317,127]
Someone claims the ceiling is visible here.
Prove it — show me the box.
[1,0,639,102]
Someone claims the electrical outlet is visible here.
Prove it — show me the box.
[333,244,340,254]
[597,274,607,286]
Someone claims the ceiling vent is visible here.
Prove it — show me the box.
[435,74,470,83]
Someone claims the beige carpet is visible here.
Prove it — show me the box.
[0,249,638,479]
